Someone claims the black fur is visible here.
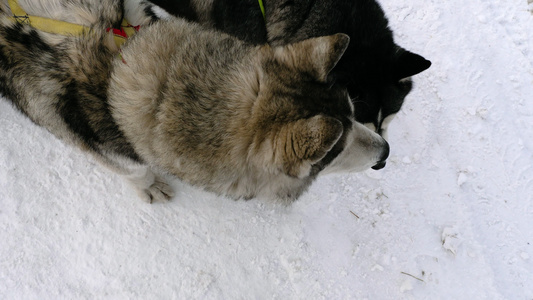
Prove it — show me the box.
[212,0,267,44]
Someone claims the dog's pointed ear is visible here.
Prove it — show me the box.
[279,115,343,178]
[393,48,432,80]
[276,33,350,82]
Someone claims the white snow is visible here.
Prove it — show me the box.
[1,0,532,298]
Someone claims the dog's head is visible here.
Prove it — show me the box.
[346,47,431,140]
[248,33,389,187]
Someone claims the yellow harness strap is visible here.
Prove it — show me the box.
[8,0,89,36]
[8,0,138,49]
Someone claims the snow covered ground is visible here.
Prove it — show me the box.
[1,0,532,298]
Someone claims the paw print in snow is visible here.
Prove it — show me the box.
[442,226,462,255]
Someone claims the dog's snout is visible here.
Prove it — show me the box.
[371,139,390,170]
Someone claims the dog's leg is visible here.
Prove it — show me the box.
[123,166,175,203]
[96,155,174,203]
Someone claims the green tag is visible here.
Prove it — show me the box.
[258,0,265,20]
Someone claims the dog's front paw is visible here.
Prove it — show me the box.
[125,168,175,203]
[138,176,175,203]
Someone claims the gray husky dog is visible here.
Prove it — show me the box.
[0,0,389,202]
[129,0,431,140]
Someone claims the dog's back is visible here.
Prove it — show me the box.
[0,0,139,160]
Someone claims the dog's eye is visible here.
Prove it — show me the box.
[396,78,413,92]
[324,73,338,89]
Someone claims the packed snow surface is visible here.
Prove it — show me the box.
[1,0,532,298]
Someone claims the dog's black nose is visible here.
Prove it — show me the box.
[371,140,390,170]
[371,161,386,170]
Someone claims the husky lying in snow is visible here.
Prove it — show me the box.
[0,0,389,202]
[130,0,432,139]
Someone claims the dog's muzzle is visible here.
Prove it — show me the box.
[371,140,390,170]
